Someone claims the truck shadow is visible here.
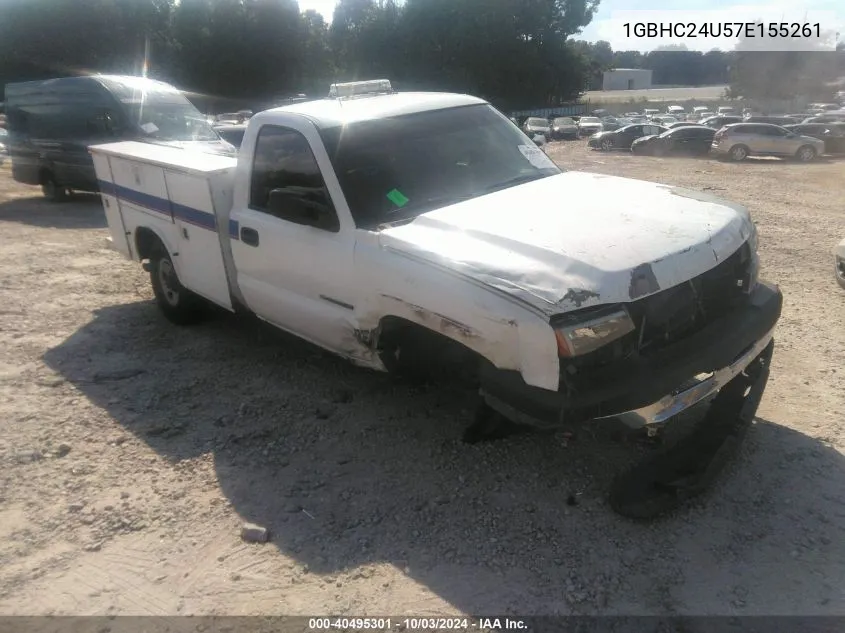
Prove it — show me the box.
[42,301,845,614]
[0,194,106,229]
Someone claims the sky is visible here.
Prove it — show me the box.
[299,0,844,53]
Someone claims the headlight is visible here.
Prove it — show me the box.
[747,221,759,253]
[553,308,636,357]
[742,226,760,294]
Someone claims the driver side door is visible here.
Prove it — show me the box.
[229,124,358,353]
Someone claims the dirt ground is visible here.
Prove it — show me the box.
[0,143,843,617]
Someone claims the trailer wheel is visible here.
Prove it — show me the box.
[149,244,204,325]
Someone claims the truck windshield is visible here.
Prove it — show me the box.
[124,102,218,142]
[319,104,562,229]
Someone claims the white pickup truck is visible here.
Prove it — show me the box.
[90,80,782,516]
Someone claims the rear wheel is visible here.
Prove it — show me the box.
[729,144,749,161]
[149,243,204,325]
[41,174,69,202]
[795,145,817,162]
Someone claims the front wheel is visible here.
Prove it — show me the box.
[795,145,817,162]
[149,244,204,325]
[600,138,614,151]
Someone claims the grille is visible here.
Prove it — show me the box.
[627,243,753,355]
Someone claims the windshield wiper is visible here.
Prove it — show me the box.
[481,173,548,195]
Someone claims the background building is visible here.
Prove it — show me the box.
[602,69,653,91]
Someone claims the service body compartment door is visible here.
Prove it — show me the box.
[164,170,233,310]
[91,152,132,258]
[105,156,181,261]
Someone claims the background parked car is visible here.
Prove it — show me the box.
[718,106,736,115]
[835,238,845,290]
[0,128,7,165]
[802,113,845,124]
[652,115,678,126]
[784,122,845,154]
[711,123,825,162]
[667,121,706,129]
[631,125,716,157]
[549,117,578,139]
[744,115,797,126]
[700,115,743,129]
[212,124,247,150]
[600,116,623,131]
[588,123,667,151]
[522,116,551,138]
[577,116,603,137]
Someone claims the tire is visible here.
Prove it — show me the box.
[41,173,69,202]
[729,145,749,161]
[149,243,204,325]
[795,145,817,162]
[600,138,614,151]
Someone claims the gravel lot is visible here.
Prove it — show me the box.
[0,142,843,617]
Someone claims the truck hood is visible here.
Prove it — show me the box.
[378,171,754,315]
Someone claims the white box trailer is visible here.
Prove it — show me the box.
[90,141,242,310]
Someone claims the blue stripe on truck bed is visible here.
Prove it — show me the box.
[97,179,240,240]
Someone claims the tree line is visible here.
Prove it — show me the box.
[0,0,601,112]
[574,42,735,88]
[0,0,842,113]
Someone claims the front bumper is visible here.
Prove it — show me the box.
[480,280,782,430]
[835,240,845,289]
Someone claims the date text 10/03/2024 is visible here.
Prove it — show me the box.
[307,618,528,630]
[623,22,821,39]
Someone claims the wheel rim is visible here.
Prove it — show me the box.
[732,147,746,160]
[602,139,613,150]
[799,148,814,161]
[158,258,180,306]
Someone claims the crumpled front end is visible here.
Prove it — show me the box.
[479,239,781,431]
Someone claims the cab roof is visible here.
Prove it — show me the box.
[255,92,487,129]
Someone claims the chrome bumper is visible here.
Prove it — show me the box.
[603,328,776,429]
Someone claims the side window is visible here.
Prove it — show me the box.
[86,108,121,137]
[249,125,338,231]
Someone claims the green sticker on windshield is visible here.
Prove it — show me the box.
[386,188,409,207]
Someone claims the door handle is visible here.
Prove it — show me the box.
[240,226,259,247]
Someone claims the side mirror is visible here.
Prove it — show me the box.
[267,189,338,231]
[532,134,546,147]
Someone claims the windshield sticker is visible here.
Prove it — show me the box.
[386,188,409,207]
[140,122,159,134]
[518,144,556,169]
